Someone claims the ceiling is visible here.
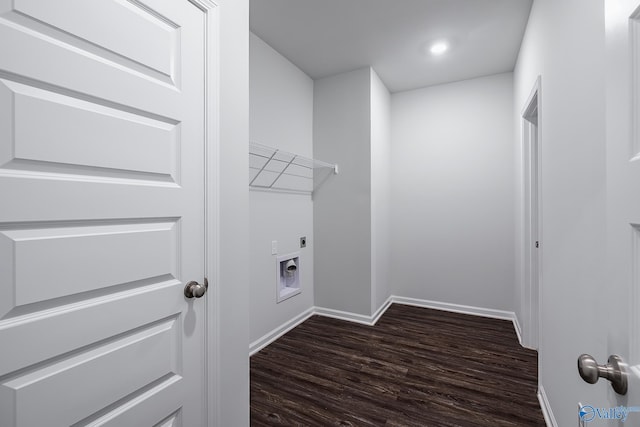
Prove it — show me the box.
[250,0,533,93]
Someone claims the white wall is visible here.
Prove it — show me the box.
[217,0,249,425]
[249,33,314,343]
[370,69,391,313]
[313,67,372,316]
[390,73,515,312]
[514,0,606,425]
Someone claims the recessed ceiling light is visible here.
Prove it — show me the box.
[429,41,449,55]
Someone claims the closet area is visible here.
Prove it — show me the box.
[249,33,391,353]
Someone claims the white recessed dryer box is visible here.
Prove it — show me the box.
[276,252,300,303]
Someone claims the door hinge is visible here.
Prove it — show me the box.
[535,241,539,248]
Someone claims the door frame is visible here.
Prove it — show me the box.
[189,0,220,425]
[521,76,542,351]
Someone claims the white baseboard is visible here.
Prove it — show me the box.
[391,296,517,321]
[250,298,394,354]
[512,313,523,346]
[391,296,524,347]
[250,296,523,357]
[315,296,393,326]
[249,307,315,356]
[371,297,393,324]
[313,306,374,325]
[538,385,557,427]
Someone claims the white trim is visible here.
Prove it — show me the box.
[512,312,523,346]
[189,0,217,10]
[391,296,517,322]
[249,308,315,355]
[201,1,220,426]
[520,75,542,351]
[314,306,380,325]
[250,297,528,355]
[522,75,541,118]
[315,296,393,326]
[392,297,527,348]
[250,298,394,355]
[371,297,394,324]
[537,385,557,427]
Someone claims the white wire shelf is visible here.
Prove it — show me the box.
[249,142,338,194]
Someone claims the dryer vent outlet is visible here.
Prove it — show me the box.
[277,253,300,303]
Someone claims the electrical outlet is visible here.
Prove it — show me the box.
[300,236,307,248]
[271,240,278,255]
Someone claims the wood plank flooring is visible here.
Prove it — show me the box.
[251,304,545,426]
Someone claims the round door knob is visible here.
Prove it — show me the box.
[184,279,208,299]
[577,353,627,395]
[577,354,601,384]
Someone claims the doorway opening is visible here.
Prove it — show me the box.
[522,77,541,350]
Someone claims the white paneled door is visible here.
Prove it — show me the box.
[605,0,640,414]
[0,1,209,426]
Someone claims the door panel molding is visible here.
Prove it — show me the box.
[0,1,212,425]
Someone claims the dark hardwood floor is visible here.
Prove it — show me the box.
[251,304,545,426]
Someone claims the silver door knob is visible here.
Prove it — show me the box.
[577,354,627,395]
[184,278,208,299]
